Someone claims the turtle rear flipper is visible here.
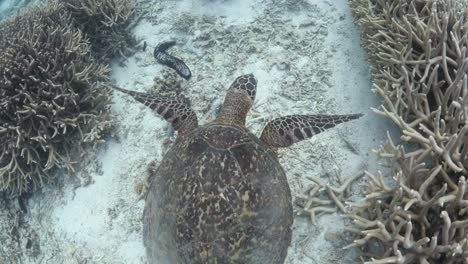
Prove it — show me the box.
[260,114,363,148]
[111,85,198,136]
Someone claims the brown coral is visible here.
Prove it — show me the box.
[61,0,139,60]
[346,0,467,263]
[0,2,112,194]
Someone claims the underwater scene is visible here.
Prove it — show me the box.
[0,0,467,263]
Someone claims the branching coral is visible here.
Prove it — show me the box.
[0,0,44,20]
[346,0,468,263]
[351,0,467,174]
[295,171,365,223]
[346,135,468,263]
[0,2,112,194]
[60,0,139,60]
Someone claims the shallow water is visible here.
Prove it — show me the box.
[0,0,42,19]
[0,0,398,263]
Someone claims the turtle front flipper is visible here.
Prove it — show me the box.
[260,114,362,148]
[112,85,198,136]
[216,74,257,126]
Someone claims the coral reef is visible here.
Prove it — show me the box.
[60,0,139,60]
[346,0,467,263]
[0,2,112,194]
[347,135,468,263]
[352,0,467,174]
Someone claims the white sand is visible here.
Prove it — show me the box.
[4,0,399,263]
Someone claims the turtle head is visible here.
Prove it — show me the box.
[215,74,257,126]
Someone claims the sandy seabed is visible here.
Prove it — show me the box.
[1,0,398,263]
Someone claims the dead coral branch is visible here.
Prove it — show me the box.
[296,170,365,223]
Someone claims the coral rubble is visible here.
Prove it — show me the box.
[347,0,467,263]
[0,2,112,194]
[296,171,365,223]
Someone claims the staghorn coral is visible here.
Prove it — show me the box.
[351,0,467,174]
[346,134,468,263]
[0,2,112,195]
[60,0,139,60]
[295,171,365,224]
[346,0,468,263]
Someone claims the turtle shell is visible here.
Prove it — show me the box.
[143,123,293,264]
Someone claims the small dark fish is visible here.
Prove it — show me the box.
[143,41,147,51]
[154,40,192,80]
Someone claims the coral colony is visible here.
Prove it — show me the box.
[0,0,135,195]
[62,0,139,61]
[346,0,468,263]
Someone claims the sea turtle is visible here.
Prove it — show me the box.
[112,74,362,264]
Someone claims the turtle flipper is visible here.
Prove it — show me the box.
[112,85,198,136]
[260,114,363,148]
[216,74,257,126]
